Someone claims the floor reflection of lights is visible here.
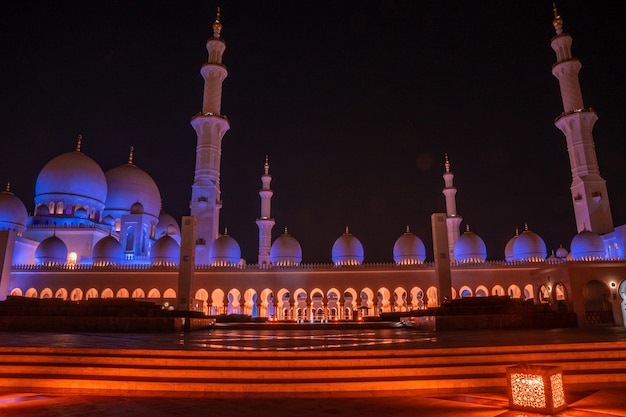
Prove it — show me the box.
[177,329,438,351]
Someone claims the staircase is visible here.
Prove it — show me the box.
[1,342,626,396]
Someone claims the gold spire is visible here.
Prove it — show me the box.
[264,155,269,175]
[4,181,10,193]
[213,7,222,38]
[444,153,451,173]
[552,2,563,35]
[76,134,82,152]
[128,146,134,165]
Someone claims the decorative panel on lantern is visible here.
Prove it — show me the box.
[506,365,567,414]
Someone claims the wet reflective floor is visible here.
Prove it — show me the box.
[1,324,625,351]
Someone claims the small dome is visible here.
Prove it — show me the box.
[270,229,302,266]
[332,227,364,266]
[103,214,115,226]
[130,201,145,214]
[209,232,241,266]
[570,230,606,260]
[454,226,486,263]
[35,235,68,265]
[393,227,426,265]
[504,230,519,262]
[103,162,161,221]
[156,211,181,244]
[151,235,180,265]
[512,225,546,262]
[0,187,28,232]
[556,245,569,258]
[92,235,123,265]
[34,147,107,212]
[35,204,50,216]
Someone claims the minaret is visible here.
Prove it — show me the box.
[256,156,275,266]
[442,154,463,261]
[190,8,231,264]
[550,4,613,235]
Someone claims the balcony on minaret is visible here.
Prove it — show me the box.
[574,193,583,204]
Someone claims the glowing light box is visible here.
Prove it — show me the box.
[506,365,567,414]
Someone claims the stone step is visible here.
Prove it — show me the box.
[1,343,625,395]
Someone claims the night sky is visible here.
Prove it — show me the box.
[1,1,625,264]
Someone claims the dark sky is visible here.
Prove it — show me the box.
[1,1,625,264]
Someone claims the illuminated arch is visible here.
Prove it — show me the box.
[55,288,68,300]
[377,287,392,313]
[163,288,176,298]
[451,287,458,300]
[25,288,38,298]
[524,284,534,301]
[85,288,98,299]
[554,283,567,301]
[326,288,340,320]
[507,285,522,299]
[9,288,22,297]
[260,288,274,319]
[147,288,161,298]
[40,288,53,299]
[132,288,145,298]
[360,287,375,316]
[116,288,129,298]
[70,288,83,301]
[101,288,114,298]
[242,288,258,317]
[459,285,473,298]
[211,289,225,315]
[491,285,505,296]
[342,287,358,319]
[227,288,242,314]
[294,288,310,321]
[426,286,438,307]
[275,288,291,320]
[475,285,489,297]
[410,286,425,309]
[194,288,209,315]
[393,286,408,311]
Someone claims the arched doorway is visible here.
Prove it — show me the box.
[583,280,613,325]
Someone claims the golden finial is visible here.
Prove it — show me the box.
[213,6,222,38]
[552,2,563,34]
[76,134,83,152]
[524,222,529,231]
[264,155,269,175]
[465,224,470,232]
[284,226,289,235]
[128,146,134,165]
[345,225,350,234]
[444,153,451,173]
[4,181,10,192]
[224,227,228,235]
[405,225,410,233]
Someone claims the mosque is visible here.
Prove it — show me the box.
[0,8,625,328]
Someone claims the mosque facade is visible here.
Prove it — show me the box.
[0,9,625,328]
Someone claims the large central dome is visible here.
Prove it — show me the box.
[35,148,107,212]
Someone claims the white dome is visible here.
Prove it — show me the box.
[34,149,107,215]
[504,230,519,262]
[556,245,569,258]
[209,233,241,266]
[393,227,426,264]
[92,235,123,265]
[454,227,486,263]
[512,226,546,262]
[332,227,364,266]
[570,230,606,260]
[0,187,28,232]
[151,235,180,265]
[270,229,302,266]
[103,162,161,221]
[35,235,68,265]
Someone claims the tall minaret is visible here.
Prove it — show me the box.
[190,8,231,264]
[256,156,275,266]
[551,5,613,235]
[442,154,463,261]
